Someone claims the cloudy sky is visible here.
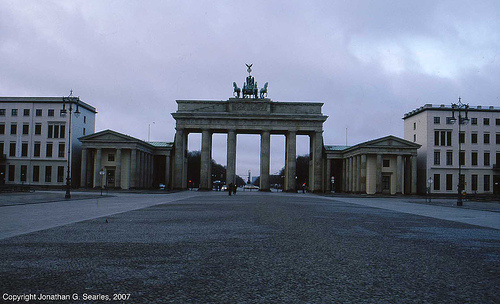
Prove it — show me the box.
[1,1,499,178]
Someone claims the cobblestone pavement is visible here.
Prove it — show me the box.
[0,192,498,303]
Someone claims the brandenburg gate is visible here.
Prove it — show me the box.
[171,66,328,192]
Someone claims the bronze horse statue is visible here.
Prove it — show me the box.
[233,82,241,98]
[259,82,268,99]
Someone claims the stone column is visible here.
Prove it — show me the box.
[260,130,271,191]
[146,153,150,188]
[93,148,102,188]
[411,155,417,194]
[326,159,332,192]
[115,148,122,189]
[200,129,212,190]
[138,151,143,188]
[360,154,367,194]
[165,154,171,189]
[285,131,297,192]
[173,129,186,189]
[130,149,137,188]
[376,154,383,193]
[396,155,403,194]
[226,130,237,186]
[352,155,358,193]
[342,159,346,192]
[309,131,324,192]
[80,148,87,188]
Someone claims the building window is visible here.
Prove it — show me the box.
[33,166,40,182]
[46,142,53,157]
[446,174,453,191]
[459,132,465,144]
[9,142,16,157]
[8,165,15,181]
[83,128,86,135]
[45,166,52,182]
[10,124,17,135]
[21,143,28,157]
[35,109,42,116]
[383,159,390,167]
[23,109,30,116]
[0,109,5,116]
[413,134,416,142]
[434,130,452,146]
[47,124,65,139]
[484,133,490,144]
[483,118,490,125]
[471,174,478,191]
[434,150,440,165]
[471,133,477,144]
[84,116,87,124]
[0,142,3,154]
[58,143,65,158]
[471,152,478,166]
[459,151,465,166]
[497,133,500,144]
[35,124,42,135]
[20,165,27,182]
[446,117,454,124]
[34,142,41,157]
[0,124,4,134]
[471,117,477,125]
[433,174,440,191]
[11,109,18,116]
[22,124,29,135]
[446,151,453,166]
[496,118,500,126]
[433,117,440,124]
[413,122,416,130]
[484,152,490,166]
[57,166,64,183]
[48,109,54,117]
[484,175,491,192]
[108,154,115,161]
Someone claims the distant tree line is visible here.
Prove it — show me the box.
[187,151,310,189]
[187,151,245,187]
[252,155,309,188]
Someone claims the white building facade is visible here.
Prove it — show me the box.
[0,97,96,188]
[403,104,500,195]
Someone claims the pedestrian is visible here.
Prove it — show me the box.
[228,183,233,196]
[232,184,237,195]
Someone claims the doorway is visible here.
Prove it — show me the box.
[106,169,115,188]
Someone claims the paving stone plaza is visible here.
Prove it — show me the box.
[0,191,499,303]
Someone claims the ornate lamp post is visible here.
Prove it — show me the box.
[61,90,80,199]
[426,177,433,203]
[448,97,469,206]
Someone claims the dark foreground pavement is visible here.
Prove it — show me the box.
[0,192,499,303]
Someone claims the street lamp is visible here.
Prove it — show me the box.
[427,177,433,203]
[99,169,105,196]
[448,97,469,206]
[61,90,80,199]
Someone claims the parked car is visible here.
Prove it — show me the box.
[244,184,259,190]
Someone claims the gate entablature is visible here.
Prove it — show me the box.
[172,99,327,134]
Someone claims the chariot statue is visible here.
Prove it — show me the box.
[233,64,268,99]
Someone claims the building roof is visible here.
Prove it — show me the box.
[148,141,173,148]
[324,145,350,151]
[403,103,500,119]
[0,96,97,113]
